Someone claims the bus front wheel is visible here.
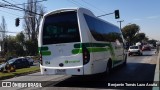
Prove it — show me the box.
[106,59,112,74]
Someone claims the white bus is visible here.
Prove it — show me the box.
[38,7,127,75]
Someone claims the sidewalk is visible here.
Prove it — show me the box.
[153,50,160,90]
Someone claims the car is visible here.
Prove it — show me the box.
[8,57,30,69]
[142,45,151,51]
[0,57,30,72]
[18,56,34,66]
[128,45,143,56]
[0,63,7,72]
[25,57,34,66]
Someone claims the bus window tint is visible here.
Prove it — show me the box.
[84,14,123,43]
[43,11,80,45]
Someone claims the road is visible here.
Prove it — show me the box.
[0,49,158,90]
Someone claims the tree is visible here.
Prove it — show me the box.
[25,39,38,55]
[0,16,7,53]
[23,0,45,40]
[122,24,140,45]
[3,35,25,57]
[23,0,45,56]
[148,39,157,47]
[134,33,146,43]
[143,37,149,42]
[16,32,25,45]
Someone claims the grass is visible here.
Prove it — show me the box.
[0,66,40,80]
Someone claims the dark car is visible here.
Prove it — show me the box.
[19,57,34,66]
[7,58,30,69]
[25,57,34,66]
[0,57,30,72]
[142,45,151,51]
[0,63,7,72]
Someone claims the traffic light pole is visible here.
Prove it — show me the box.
[97,12,114,17]
[117,20,124,30]
[97,10,120,19]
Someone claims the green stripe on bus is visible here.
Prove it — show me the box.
[72,48,83,54]
[41,51,51,56]
[88,47,110,52]
[72,47,110,54]
[74,43,111,48]
[38,47,48,51]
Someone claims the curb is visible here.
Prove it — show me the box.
[152,50,160,90]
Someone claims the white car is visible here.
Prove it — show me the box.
[128,45,143,56]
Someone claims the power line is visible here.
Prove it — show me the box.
[0,31,18,33]
[0,9,22,17]
[1,0,43,16]
[67,0,87,8]
[11,0,18,3]
[6,0,47,6]
[1,5,24,11]
[81,0,106,14]
[67,0,108,17]
[67,0,99,15]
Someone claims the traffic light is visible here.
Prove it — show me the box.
[115,10,120,19]
[15,18,20,27]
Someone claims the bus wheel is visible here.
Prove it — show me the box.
[123,55,127,66]
[106,59,112,74]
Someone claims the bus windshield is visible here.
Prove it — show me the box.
[42,11,80,45]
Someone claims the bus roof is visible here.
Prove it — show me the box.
[43,7,120,31]
[43,7,94,17]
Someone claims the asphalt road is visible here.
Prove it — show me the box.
[0,49,158,90]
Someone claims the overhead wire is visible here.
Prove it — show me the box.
[13,0,46,6]
[67,0,87,8]
[0,31,18,33]
[0,9,23,17]
[9,0,19,4]
[81,0,106,14]
[67,0,99,14]
[2,0,43,16]
[67,0,107,16]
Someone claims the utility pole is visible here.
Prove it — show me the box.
[117,20,124,30]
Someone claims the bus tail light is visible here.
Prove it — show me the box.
[82,44,90,65]
[40,52,43,65]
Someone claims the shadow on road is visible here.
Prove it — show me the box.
[54,63,156,90]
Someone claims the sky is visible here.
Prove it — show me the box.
[0,0,160,41]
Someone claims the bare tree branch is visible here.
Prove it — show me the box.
[23,0,45,40]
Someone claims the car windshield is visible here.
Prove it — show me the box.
[7,58,16,64]
[0,63,6,68]
[130,46,138,49]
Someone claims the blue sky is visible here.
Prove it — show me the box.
[0,0,160,40]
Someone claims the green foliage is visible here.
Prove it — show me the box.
[134,33,146,43]
[122,24,141,45]
[2,33,38,59]
[3,36,25,57]
[25,39,38,56]
[0,66,40,80]
[148,39,157,47]
[16,32,25,44]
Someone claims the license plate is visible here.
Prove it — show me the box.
[56,69,66,74]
